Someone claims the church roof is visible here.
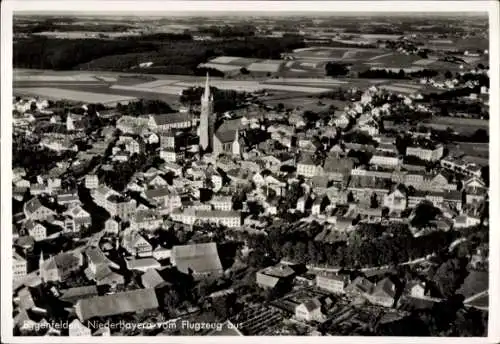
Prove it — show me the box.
[215,129,238,143]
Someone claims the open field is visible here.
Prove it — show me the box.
[13,69,446,106]
[14,87,138,104]
[291,47,388,62]
[431,116,489,129]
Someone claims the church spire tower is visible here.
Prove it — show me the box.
[199,72,214,152]
[39,250,45,281]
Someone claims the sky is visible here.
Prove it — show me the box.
[17,11,487,18]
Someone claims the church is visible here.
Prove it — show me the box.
[199,73,243,157]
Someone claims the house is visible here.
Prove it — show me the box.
[84,174,99,189]
[406,281,426,298]
[68,319,92,337]
[160,162,183,176]
[316,271,348,294]
[23,198,55,221]
[171,242,223,280]
[148,113,193,132]
[104,218,120,234]
[453,214,481,228]
[160,147,183,162]
[365,277,397,308]
[121,231,153,257]
[297,154,322,178]
[143,187,182,213]
[13,252,28,281]
[311,196,330,216]
[295,298,323,322]
[141,268,167,289]
[345,276,374,296]
[383,187,407,213]
[63,205,92,232]
[210,195,233,211]
[105,195,137,220]
[131,210,163,231]
[145,174,169,188]
[160,132,177,149]
[75,288,159,322]
[90,265,125,287]
[322,156,354,182]
[85,246,119,275]
[256,263,295,290]
[125,257,161,272]
[56,191,81,208]
[40,251,82,282]
[24,220,47,241]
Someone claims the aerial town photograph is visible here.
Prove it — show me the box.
[6,4,493,339]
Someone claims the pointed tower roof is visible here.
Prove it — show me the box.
[203,72,211,101]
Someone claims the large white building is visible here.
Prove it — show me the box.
[406,144,443,161]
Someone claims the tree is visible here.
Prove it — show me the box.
[240,67,250,75]
[325,62,350,77]
[370,193,379,208]
[433,258,467,298]
[347,191,355,203]
[444,70,453,79]
[411,201,441,228]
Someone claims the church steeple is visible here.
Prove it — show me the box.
[39,250,45,281]
[203,72,211,101]
[199,72,214,153]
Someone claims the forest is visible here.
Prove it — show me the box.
[13,35,305,75]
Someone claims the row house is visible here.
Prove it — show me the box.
[171,209,242,228]
[408,190,463,210]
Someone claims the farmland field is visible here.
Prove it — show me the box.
[14,87,139,104]
[378,85,421,94]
